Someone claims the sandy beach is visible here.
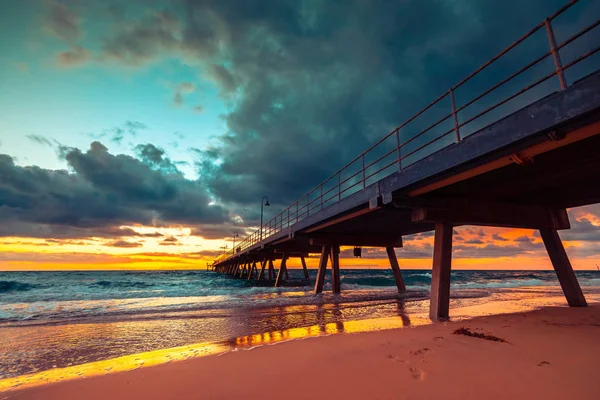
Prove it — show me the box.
[6,303,600,400]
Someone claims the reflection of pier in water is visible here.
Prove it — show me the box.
[233,300,414,348]
[213,2,600,319]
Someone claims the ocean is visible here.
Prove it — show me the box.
[1,269,600,384]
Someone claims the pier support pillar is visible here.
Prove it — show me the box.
[258,259,267,280]
[430,223,453,320]
[275,254,288,287]
[301,256,309,279]
[386,247,406,293]
[247,261,257,280]
[268,259,275,280]
[330,245,341,294]
[540,228,587,307]
[314,245,330,294]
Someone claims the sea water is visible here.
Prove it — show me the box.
[1,269,599,380]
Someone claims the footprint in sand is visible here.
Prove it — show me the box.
[386,354,407,364]
[410,347,432,356]
[408,366,425,380]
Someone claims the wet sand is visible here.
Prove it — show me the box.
[6,303,600,400]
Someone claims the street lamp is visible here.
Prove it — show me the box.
[260,196,270,241]
[219,244,228,256]
[233,233,239,253]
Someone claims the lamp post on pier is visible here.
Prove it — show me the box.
[232,233,239,254]
[219,244,228,257]
[260,196,270,241]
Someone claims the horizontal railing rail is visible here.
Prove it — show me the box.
[214,0,599,265]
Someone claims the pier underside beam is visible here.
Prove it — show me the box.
[430,223,453,320]
[386,247,406,293]
[539,228,587,307]
[314,245,330,294]
[275,254,288,287]
[411,201,570,230]
[309,234,403,247]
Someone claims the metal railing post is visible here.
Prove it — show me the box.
[320,185,323,209]
[361,155,366,189]
[545,18,568,90]
[338,172,341,201]
[395,128,402,170]
[306,195,310,217]
[450,89,461,142]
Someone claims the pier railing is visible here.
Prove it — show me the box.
[214,0,599,264]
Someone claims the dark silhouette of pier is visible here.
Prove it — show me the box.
[212,1,600,319]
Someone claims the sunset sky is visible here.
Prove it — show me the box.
[1,0,599,270]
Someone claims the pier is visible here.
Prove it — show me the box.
[212,1,600,319]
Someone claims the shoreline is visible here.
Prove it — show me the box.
[3,291,600,398]
[6,303,600,399]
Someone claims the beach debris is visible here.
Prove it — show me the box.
[538,361,550,367]
[453,327,507,343]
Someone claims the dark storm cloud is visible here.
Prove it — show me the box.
[59,0,600,216]
[0,224,157,239]
[0,143,230,239]
[179,0,591,209]
[33,0,600,251]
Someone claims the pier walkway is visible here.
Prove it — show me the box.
[212,1,600,319]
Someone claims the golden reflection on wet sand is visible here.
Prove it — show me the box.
[0,341,231,393]
[1,288,598,394]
